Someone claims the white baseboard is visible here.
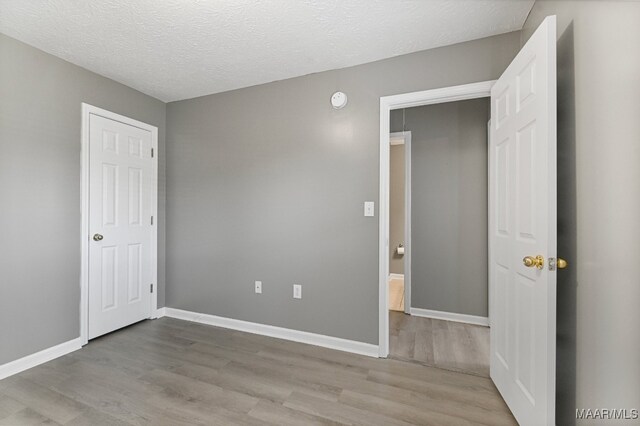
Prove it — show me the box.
[410,307,489,327]
[154,307,166,318]
[388,273,404,280]
[164,308,379,358]
[0,338,82,381]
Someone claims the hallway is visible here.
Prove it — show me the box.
[389,312,490,377]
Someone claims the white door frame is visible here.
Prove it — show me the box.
[80,103,159,345]
[389,131,412,314]
[378,81,495,357]
[487,119,492,327]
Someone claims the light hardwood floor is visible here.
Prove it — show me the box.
[0,317,514,425]
[389,312,490,378]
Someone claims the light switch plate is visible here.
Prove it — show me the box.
[255,281,262,294]
[364,201,375,217]
[293,284,302,299]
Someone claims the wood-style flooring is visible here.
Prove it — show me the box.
[0,317,514,425]
[390,312,490,378]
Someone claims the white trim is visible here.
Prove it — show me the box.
[381,81,496,110]
[379,81,495,357]
[0,338,81,381]
[410,308,489,327]
[487,119,492,328]
[164,308,379,358]
[80,103,159,345]
[154,307,167,318]
[388,273,404,281]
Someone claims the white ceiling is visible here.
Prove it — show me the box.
[0,1,534,102]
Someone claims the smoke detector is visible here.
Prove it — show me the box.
[330,91,348,109]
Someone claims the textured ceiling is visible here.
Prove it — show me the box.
[0,0,534,102]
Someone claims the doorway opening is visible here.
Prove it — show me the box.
[379,81,494,378]
[387,98,491,377]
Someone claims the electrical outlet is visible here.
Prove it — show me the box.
[293,284,302,299]
[255,281,262,294]
[364,201,375,217]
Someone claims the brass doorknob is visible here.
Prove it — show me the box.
[557,258,568,269]
[523,255,544,269]
[93,233,104,241]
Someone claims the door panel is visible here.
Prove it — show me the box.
[489,15,557,426]
[88,114,153,339]
[100,246,117,311]
[127,243,143,303]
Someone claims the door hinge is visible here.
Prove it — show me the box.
[151,148,154,158]
[150,284,154,293]
[151,215,154,225]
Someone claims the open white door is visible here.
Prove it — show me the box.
[489,16,557,426]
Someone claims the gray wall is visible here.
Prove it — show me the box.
[523,2,640,424]
[391,99,489,317]
[389,144,405,275]
[166,32,520,344]
[0,33,166,365]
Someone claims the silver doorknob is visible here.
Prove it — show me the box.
[93,233,103,241]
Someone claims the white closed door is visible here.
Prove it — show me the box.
[489,16,557,426]
[88,114,154,339]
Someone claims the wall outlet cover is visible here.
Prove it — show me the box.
[293,284,302,299]
[364,201,375,217]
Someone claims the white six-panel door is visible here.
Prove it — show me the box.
[489,16,557,426]
[88,113,154,339]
